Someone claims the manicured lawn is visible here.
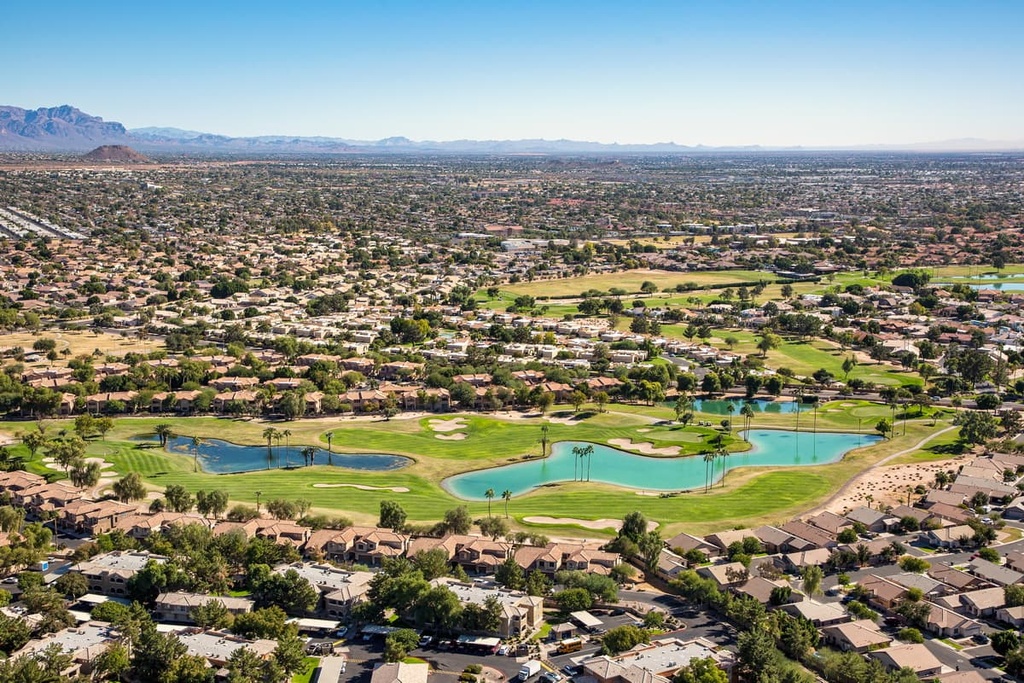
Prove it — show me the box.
[888,426,965,464]
[292,658,319,683]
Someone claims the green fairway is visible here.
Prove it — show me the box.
[490,269,773,299]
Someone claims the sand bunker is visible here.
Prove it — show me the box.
[435,433,467,441]
[545,416,582,426]
[312,483,410,493]
[428,418,468,432]
[524,516,658,531]
[607,439,681,456]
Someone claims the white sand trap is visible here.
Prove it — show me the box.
[435,433,467,441]
[636,428,652,433]
[607,439,681,456]
[428,418,468,432]
[524,516,658,531]
[545,416,581,425]
[312,483,410,493]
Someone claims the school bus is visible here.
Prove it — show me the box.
[556,638,583,654]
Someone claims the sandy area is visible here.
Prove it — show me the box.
[435,433,467,441]
[545,416,582,426]
[607,438,681,456]
[822,459,966,515]
[524,515,659,531]
[0,434,14,447]
[428,418,468,432]
[312,483,411,493]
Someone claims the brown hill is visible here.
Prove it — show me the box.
[81,145,151,163]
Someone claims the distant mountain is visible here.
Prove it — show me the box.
[81,145,151,163]
[0,105,128,150]
[2,104,1023,154]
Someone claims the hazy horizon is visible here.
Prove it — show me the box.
[4,1,1023,147]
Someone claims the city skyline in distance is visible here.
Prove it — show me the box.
[3,1,1023,148]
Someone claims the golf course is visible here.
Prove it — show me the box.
[0,398,958,537]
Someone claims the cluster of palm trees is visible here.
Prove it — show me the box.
[483,488,514,517]
[702,437,729,493]
[572,444,595,481]
[154,424,203,472]
[262,427,294,469]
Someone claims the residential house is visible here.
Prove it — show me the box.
[72,551,167,597]
[926,604,983,638]
[960,587,1007,618]
[780,600,850,627]
[433,578,543,637]
[153,592,254,624]
[925,525,975,549]
[868,644,943,678]
[371,662,430,683]
[821,620,892,653]
[967,558,1023,586]
[59,499,136,536]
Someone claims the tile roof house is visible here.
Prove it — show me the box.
[868,643,943,678]
[821,620,892,653]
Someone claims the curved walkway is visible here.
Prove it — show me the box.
[805,424,959,517]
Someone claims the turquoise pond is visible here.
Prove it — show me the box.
[150,435,412,474]
[442,430,880,500]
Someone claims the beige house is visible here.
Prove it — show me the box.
[153,592,254,624]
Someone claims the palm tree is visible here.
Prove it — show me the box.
[485,488,495,516]
[274,431,284,468]
[262,427,276,470]
[717,445,728,488]
[255,490,263,513]
[585,444,594,481]
[740,404,755,442]
[540,424,549,458]
[302,446,316,467]
[326,431,333,466]
[154,424,174,447]
[703,452,716,493]
[282,429,292,467]
[726,402,736,432]
[502,490,512,518]
[191,435,203,473]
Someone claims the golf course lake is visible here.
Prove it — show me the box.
[443,429,880,499]
[151,435,413,474]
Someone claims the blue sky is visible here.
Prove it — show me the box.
[3,1,1022,145]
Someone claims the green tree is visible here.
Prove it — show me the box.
[113,472,147,502]
[383,628,420,662]
[602,625,649,656]
[802,565,823,598]
[495,557,525,590]
[379,500,407,530]
[555,587,593,612]
[191,599,234,630]
[154,423,174,447]
[164,485,195,513]
[673,657,728,683]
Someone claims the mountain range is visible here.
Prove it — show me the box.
[1,104,1023,155]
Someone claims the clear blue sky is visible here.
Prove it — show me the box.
[4,0,1022,146]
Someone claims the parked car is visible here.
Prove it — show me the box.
[333,626,348,639]
[418,634,432,648]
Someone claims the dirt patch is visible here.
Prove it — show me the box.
[435,433,467,441]
[524,515,659,531]
[312,483,410,493]
[428,418,468,433]
[607,438,681,456]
